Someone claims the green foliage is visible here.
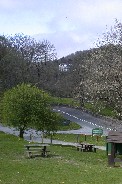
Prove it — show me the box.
[1,83,62,137]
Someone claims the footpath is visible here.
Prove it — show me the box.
[24,134,106,151]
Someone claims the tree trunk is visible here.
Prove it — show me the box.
[41,131,44,143]
[19,128,24,138]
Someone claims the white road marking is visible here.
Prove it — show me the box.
[53,108,113,132]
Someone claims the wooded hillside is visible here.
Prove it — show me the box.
[0,20,122,120]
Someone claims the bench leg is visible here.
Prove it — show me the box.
[27,152,33,158]
[41,151,47,157]
[82,148,86,152]
[77,147,79,151]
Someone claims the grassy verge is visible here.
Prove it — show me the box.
[51,97,80,107]
[1,131,122,184]
[51,96,118,119]
[59,121,81,131]
[51,133,106,146]
[84,102,117,118]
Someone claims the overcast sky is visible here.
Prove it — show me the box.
[0,0,122,58]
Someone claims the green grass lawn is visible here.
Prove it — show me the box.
[1,131,122,184]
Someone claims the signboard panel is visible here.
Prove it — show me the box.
[92,128,103,136]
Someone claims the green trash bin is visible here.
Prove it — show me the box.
[106,142,112,155]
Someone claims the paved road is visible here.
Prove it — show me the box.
[53,106,117,135]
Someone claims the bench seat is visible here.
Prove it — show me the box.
[26,149,50,158]
[77,146,85,152]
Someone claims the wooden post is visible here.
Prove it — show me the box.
[30,133,32,140]
[92,134,93,140]
[85,134,86,141]
[77,134,80,143]
[106,143,108,155]
[50,133,53,144]
[41,132,44,143]
[31,133,34,142]
[108,143,115,167]
[97,136,99,141]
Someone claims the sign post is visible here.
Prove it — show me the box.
[92,128,103,141]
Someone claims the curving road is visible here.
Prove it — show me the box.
[53,106,117,135]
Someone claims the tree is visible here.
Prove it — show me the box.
[0,33,57,93]
[35,39,57,64]
[8,33,57,63]
[97,19,122,46]
[0,34,31,92]
[79,20,122,119]
[93,20,122,119]
[1,83,62,138]
[0,35,10,61]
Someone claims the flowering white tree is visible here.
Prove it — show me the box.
[82,20,122,120]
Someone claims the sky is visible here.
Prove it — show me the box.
[0,0,122,59]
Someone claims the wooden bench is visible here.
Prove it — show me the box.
[76,146,85,152]
[24,144,50,158]
[77,143,98,153]
[26,149,50,158]
[92,146,98,153]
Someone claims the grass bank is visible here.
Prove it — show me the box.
[84,102,117,119]
[1,132,122,184]
[59,121,81,131]
[51,97,118,119]
[51,97,80,107]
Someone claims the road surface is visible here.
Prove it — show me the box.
[53,106,117,135]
